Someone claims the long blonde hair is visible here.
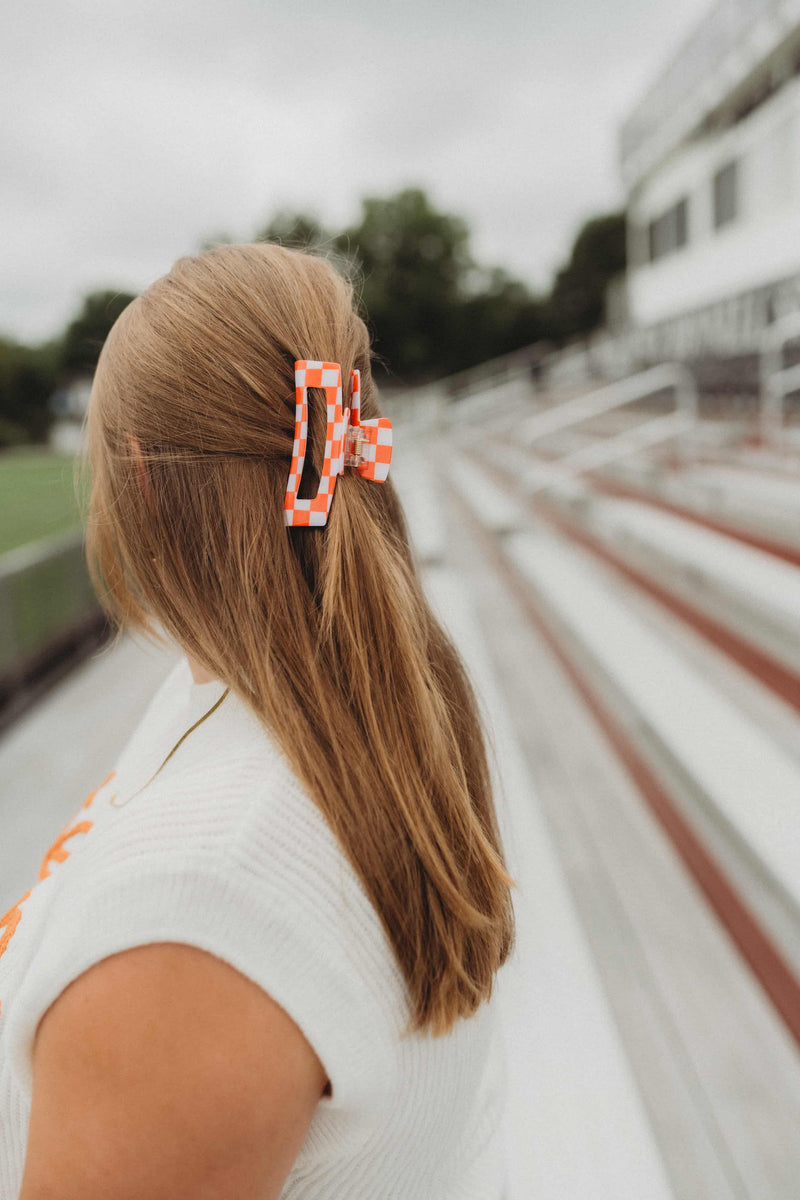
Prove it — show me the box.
[83,241,515,1037]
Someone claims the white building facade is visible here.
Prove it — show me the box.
[620,0,800,361]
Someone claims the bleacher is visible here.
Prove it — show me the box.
[393,341,800,1196]
[4,344,800,1197]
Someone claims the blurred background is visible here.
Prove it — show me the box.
[4,0,800,1196]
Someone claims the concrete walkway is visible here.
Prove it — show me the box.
[0,631,179,912]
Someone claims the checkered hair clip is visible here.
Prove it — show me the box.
[284,360,392,527]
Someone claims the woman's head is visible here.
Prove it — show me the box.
[85,241,515,1037]
[86,241,378,655]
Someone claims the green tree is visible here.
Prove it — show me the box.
[0,337,60,445]
[548,211,626,342]
[198,231,235,252]
[255,209,329,251]
[246,188,549,384]
[448,266,552,376]
[60,289,137,377]
[332,187,475,383]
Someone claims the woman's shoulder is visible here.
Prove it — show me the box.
[4,685,407,1109]
[72,685,401,991]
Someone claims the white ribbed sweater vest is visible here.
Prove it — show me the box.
[0,655,506,1198]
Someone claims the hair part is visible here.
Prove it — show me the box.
[82,241,516,1038]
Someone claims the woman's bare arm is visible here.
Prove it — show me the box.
[19,942,328,1200]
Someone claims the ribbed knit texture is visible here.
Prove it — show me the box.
[0,655,507,1198]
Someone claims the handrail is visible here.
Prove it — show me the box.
[517,362,698,446]
[0,526,98,677]
[524,412,695,495]
[419,342,540,403]
[760,312,800,444]
[386,345,542,437]
[387,343,540,415]
[0,526,84,582]
[503,362,698,494]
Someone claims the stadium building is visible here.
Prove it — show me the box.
[556,0,800,388]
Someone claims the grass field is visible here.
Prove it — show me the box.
[0,449,88,556]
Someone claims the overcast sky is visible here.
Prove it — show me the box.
[2,0,713,344]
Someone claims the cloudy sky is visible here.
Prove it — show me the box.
[3,0,712,345]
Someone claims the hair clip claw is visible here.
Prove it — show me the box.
[345,425,366,468]
[284,361,392,527]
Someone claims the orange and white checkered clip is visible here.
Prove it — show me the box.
[284,360,392,527]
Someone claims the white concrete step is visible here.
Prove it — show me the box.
[581,493,800,663]
[681,465,800,517]
[473,443,800,673]
[390,431,447,563]
[443,486,800,1200]
[503,528,800,957]
[598,459,800,551]
[423,563,674,1200]
[445,451,525,535]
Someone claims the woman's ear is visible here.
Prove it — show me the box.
[126,433,150,501]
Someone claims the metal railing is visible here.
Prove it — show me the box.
[384,344,540,433]
[760,311,800,444]
[0,528,100,681]
[488,362,699,496]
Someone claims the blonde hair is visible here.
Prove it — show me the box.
[83,241,515,1037]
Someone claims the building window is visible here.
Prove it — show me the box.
[647,219,657,262]
[647,196,689,262]
[713,161,738,228]
[674,197,688,248]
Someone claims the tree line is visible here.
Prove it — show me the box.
[0,187,625,446]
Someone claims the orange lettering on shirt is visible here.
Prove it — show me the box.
[0,890,32,963]
[0,890,32,1017]
[0,772,115,1016]
[38,821,94,881]
[83,769,116,809]
[1,771,115,1016]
